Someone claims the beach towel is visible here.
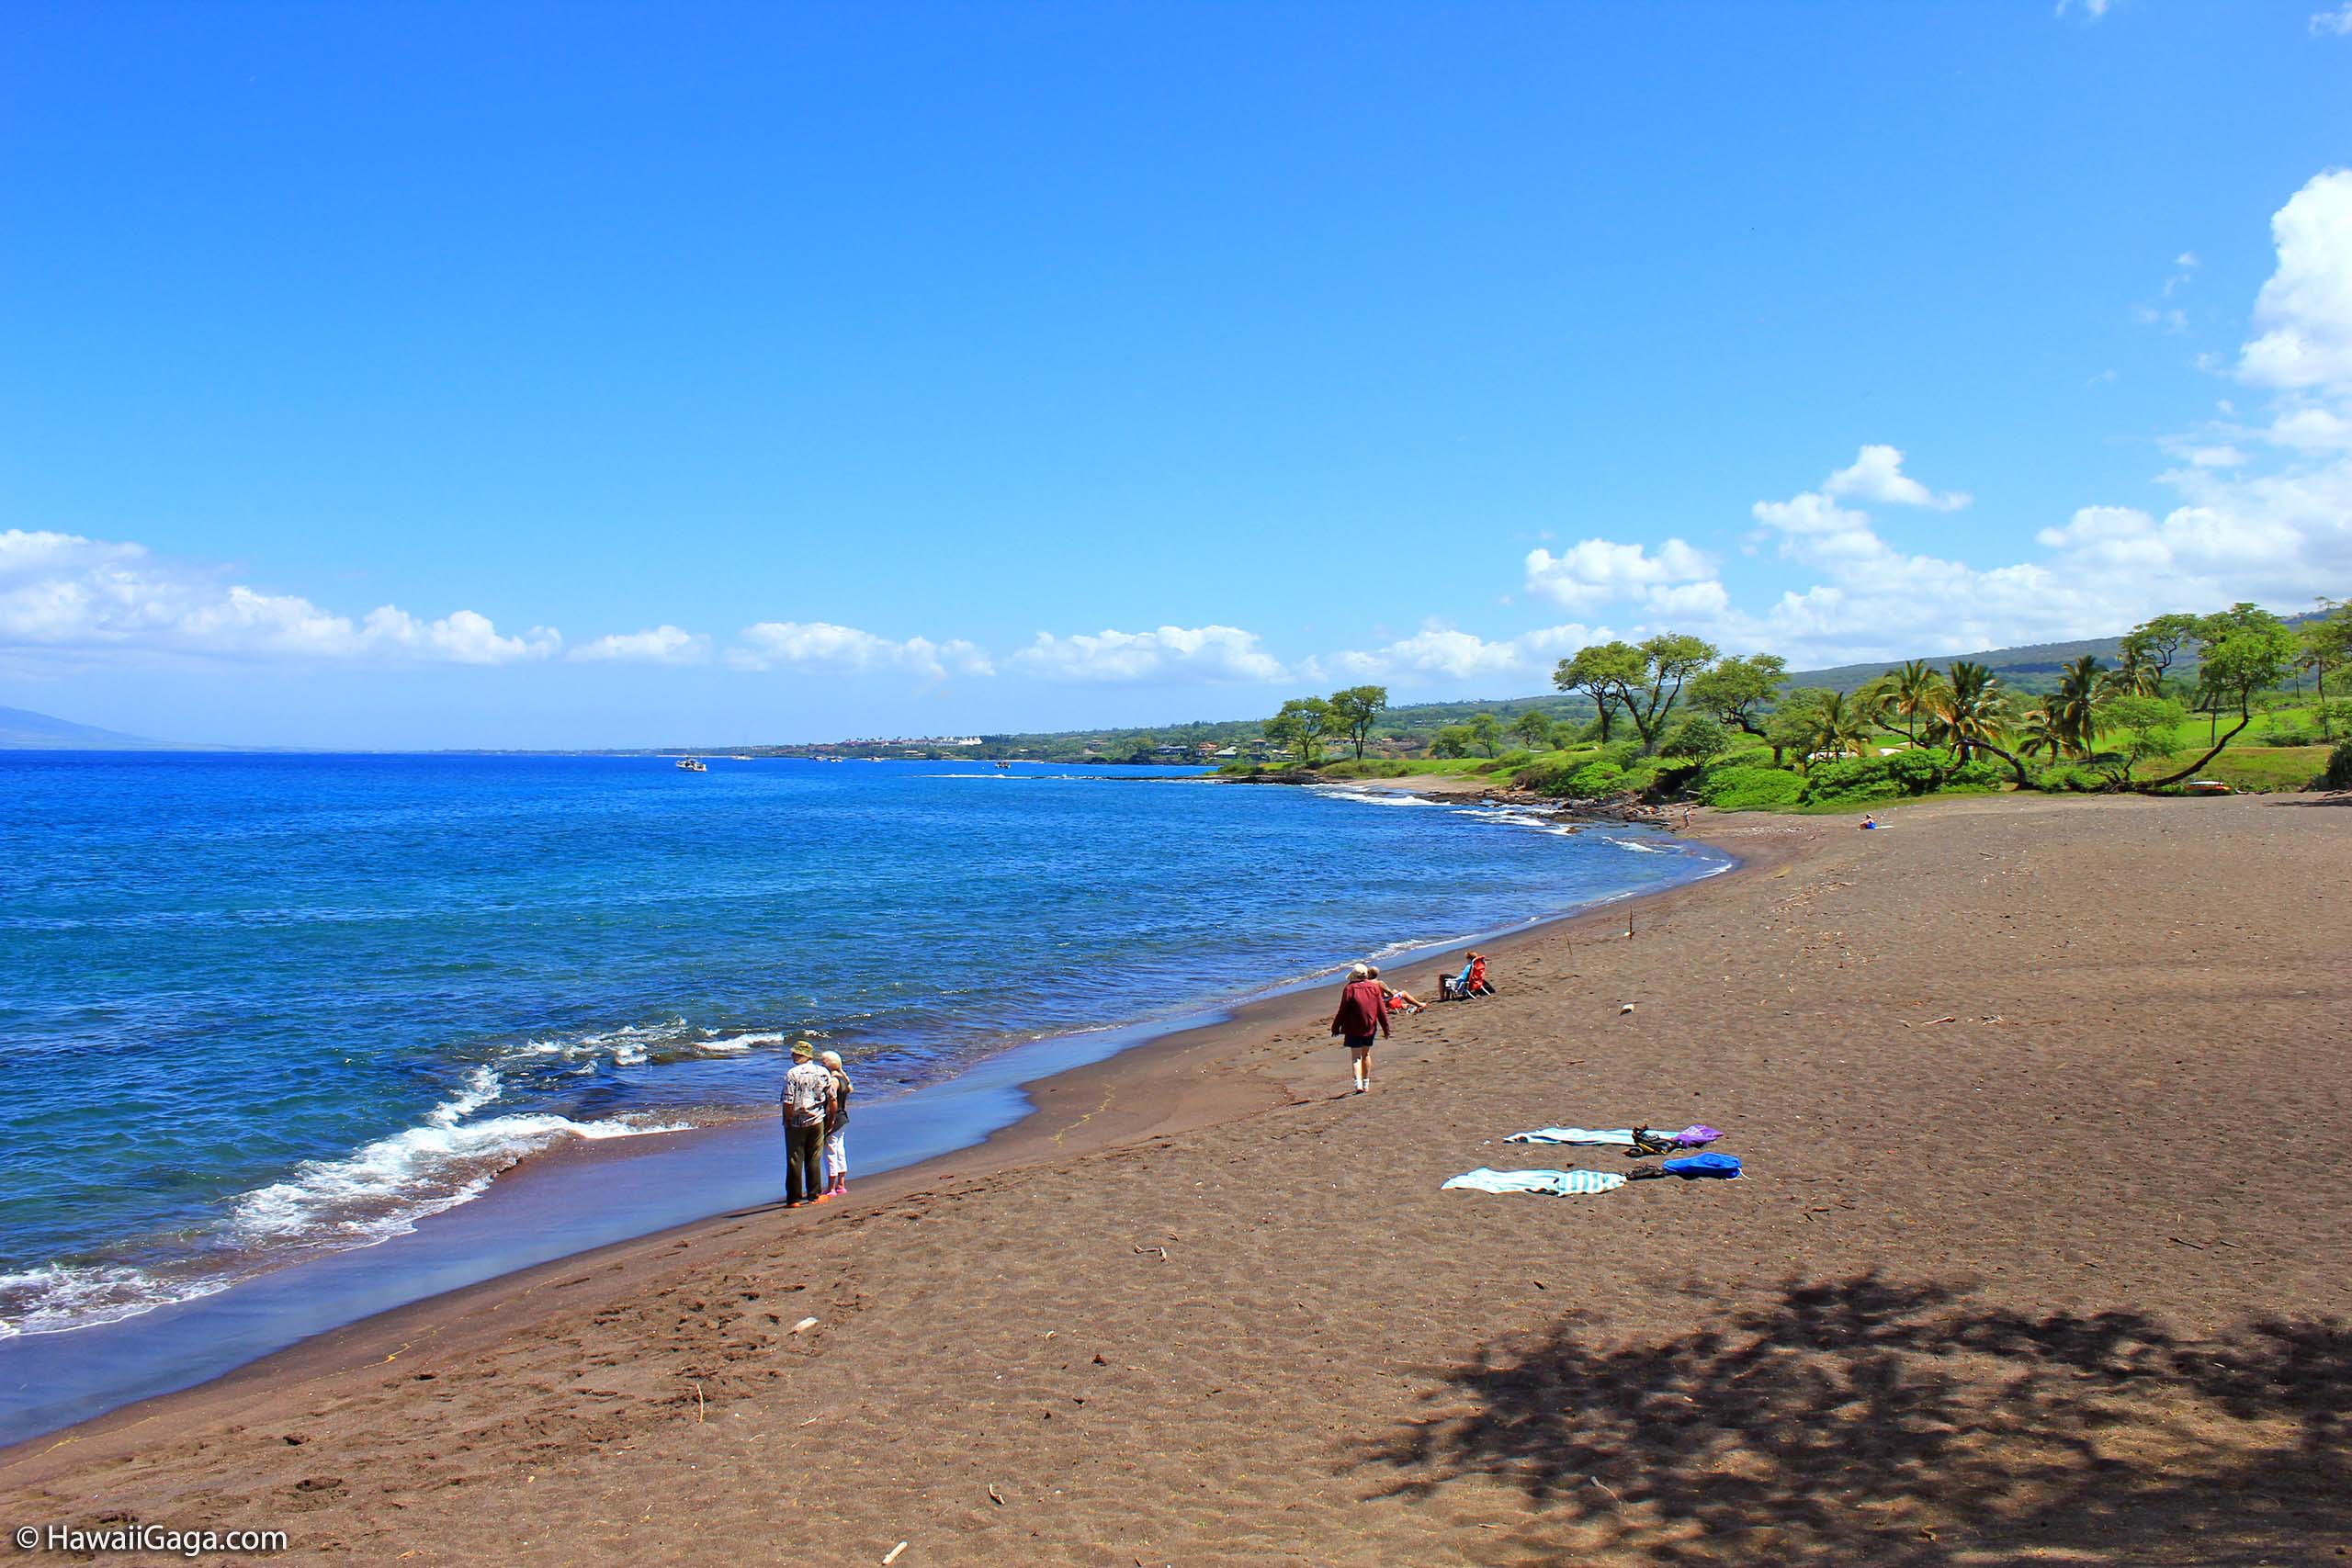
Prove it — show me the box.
[1506,1123,1719,1148]
[1662,1153,1742,1179]
[1505,1127,1639,1146]
[1442,1168,1627,1197]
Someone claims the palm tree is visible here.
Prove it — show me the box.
[1878,659,1944,744]
[2015,705,2065,761]
[2104,644,2161,699]
[1928,663,2010,763]
[1804,690,1872,770]
[2050,655,2103,757]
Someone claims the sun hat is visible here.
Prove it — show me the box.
[1348,963,1371,979]
[790,1040,815,1059]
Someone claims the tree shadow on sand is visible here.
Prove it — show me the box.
[1362,1273,2348,1565]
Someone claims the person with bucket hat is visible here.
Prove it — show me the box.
[781,1039,837,1207]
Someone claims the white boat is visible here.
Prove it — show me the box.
[675,757,707,772]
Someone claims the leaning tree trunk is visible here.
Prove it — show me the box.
[2139,712,2253,791]
[1972,738,2032,789]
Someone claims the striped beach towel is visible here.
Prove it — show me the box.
[1442,1168,1628,1197]
[1505,1127,1639,1146]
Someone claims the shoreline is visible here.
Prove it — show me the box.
[0,812,1733,1450]
[10,793,2341,1564]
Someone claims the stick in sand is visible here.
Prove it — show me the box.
[882,1544,908,1565]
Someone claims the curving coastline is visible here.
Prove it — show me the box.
[0,804,1729,1445]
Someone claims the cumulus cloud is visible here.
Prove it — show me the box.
[0,529,559,665]
[1523,537,1715,610]
[2312,4,2352,37]
[568,626,711,665]
[1821,444,1972,511]
[1010,625,1283,684]
[726,620,993,680]
[2237,169,2352,390]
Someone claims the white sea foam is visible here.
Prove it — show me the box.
[1366,933,1480,964]
[226,1068,685,1250]
[509,1017,794,1071]
[1311,787,1434,807]
[1601,836,1672,853]
[1454,807,1559,830]
[0,1263,232,1339]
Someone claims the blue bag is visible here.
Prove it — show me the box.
[1660,1152,1742,1179]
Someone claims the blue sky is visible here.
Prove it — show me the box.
[5,2,2349,748]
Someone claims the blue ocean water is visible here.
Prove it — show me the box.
[0,752,1725,1338]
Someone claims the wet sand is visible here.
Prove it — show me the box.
[4,793,2347,1564]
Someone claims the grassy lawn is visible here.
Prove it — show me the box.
[2142,744,2330,793]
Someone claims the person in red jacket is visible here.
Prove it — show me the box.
[1330,962,1392,1094]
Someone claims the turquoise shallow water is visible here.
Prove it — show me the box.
[0,752,1726,1339]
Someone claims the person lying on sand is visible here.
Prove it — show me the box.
[1381,981,1426,1015]
[1330,962,1390,1094]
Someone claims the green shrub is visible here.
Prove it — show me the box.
[1566,761,1627,795]
[2321,739,2352,791]
[1800,757,1901,806]
[1695,764,1803,811]
[2265,719,2319,748]
[1659,715,1732,763]
[1948,758,2009,790]
[2034,764,2105,793]
[1883,746,1954,795]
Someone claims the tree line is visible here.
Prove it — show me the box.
[1255,598,2348,792]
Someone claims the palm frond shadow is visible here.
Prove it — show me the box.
[1362,1273,2348,1565]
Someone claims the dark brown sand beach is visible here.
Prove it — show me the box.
[5,793,2347,1564]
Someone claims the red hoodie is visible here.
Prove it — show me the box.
[1330,977,1391,1040]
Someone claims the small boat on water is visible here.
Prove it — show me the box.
[675,757,707,772]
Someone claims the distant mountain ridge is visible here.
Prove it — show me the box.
[0,705,163,750]
[1781,632,2132,696]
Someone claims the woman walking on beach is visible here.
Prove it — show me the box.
[781,1040,837,1207]
[1331,962,1390,1094]
[820,1048,854,1197]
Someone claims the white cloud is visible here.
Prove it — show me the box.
[2237,168,2352,391]
[2266,404,2352,450]
[2055,0,2111,18]
[1009,625,1281,684]
[0,529,559,665]
[1522,536,1714,610]
[2182,445,2248,468]
[2312,4,2352,36]
[569,626,711,665]
[727,620,993,680]
[1306,621,1610,686]
[1821,444,1972,510]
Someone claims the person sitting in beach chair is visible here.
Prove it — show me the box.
[1442,953,1495,1000]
